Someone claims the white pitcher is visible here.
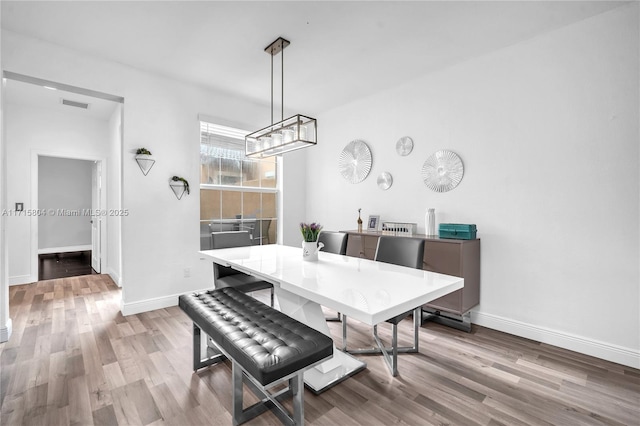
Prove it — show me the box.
[302,241,324,261]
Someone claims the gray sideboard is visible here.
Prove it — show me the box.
[342,230,480,331]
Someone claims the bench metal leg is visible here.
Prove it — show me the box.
[193,323,226,371]
[231,360,304,425]
[270,287,275,308]
[342,307,422,376]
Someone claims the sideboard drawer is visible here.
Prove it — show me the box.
[427,289,462,313]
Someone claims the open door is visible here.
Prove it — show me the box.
[91,161,101,273]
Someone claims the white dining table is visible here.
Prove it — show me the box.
[199,244,464,393]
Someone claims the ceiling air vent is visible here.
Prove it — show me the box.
[61,98,89,109]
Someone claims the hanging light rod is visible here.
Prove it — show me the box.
[245,37,317,158]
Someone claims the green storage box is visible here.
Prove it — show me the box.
[438,223,477,240]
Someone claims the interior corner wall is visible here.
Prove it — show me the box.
[307,4,639,367]
[107,103,122,286]
[281,149,308,247]
[1,30,299,315]
[5,102,110,284]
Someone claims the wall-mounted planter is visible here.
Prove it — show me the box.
[135,154,155,176]
[135,148,155,176]
[169,176,190,200]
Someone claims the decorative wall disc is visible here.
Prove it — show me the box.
[338,140,372,184]
[421,150,464,192]
[396,136,414,156]
[377,172,393,190]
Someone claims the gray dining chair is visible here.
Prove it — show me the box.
[342,236,425,375]
[253,219,272,245]
[318,231,348,256]
[317,231,348,321]
[238,219,257,241]
[200,222,213,250]
[211,231,274,307]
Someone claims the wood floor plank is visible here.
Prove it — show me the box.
[94,323,118,366]
[103,362,127,391]
[23,382,48,423]
[1,276,638,426]
[46,351,70,409]
[68,374,94,426]
[111,383,144,425]
[0,393,26,425]
[126,378,163,425]
[148,382,183,421]
[43,405,70,426]
[85,370,113,412]
[92,404,119,426]
[25,354,50,390]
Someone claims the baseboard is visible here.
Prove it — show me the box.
[0,319,12,343]
[471,311,640,369]
[9,274,36,286]
[106,267,121,288]
[38,245,92,255]
[121,287,212,316]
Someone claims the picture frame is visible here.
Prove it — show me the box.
[367,215,380,231]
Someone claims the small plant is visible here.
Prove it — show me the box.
[171,176,190,194]
[136,148,152,155]
[300,222,322,242]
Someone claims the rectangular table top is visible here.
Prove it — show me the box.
[200,244,464,325]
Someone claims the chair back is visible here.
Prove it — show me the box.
[374,236,425,269]
[211,231,252,278]
[211,231,252,249]
[254,219,272,245]
[200,222,213,250]
[318,231,348,255]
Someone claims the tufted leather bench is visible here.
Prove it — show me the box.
[179,287,333,425]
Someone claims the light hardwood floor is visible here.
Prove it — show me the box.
[1,275,638,425]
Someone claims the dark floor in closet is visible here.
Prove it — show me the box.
[38,251,97,281]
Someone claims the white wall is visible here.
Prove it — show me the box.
[5,102,110,284]
[307,4,639,367]
[38,156,92,250]
[0,29,305,315]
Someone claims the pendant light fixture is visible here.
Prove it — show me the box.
[245,37,317,157]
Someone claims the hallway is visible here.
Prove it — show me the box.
[38,251,96,281]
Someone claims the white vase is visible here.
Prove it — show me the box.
[425,208,436,237]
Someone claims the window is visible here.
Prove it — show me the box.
[200,120,278,249]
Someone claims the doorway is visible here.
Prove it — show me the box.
[36,156,103,280]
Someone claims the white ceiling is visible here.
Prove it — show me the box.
[1,1,629,118]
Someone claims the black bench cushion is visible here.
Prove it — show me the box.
[179,287,333,385]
